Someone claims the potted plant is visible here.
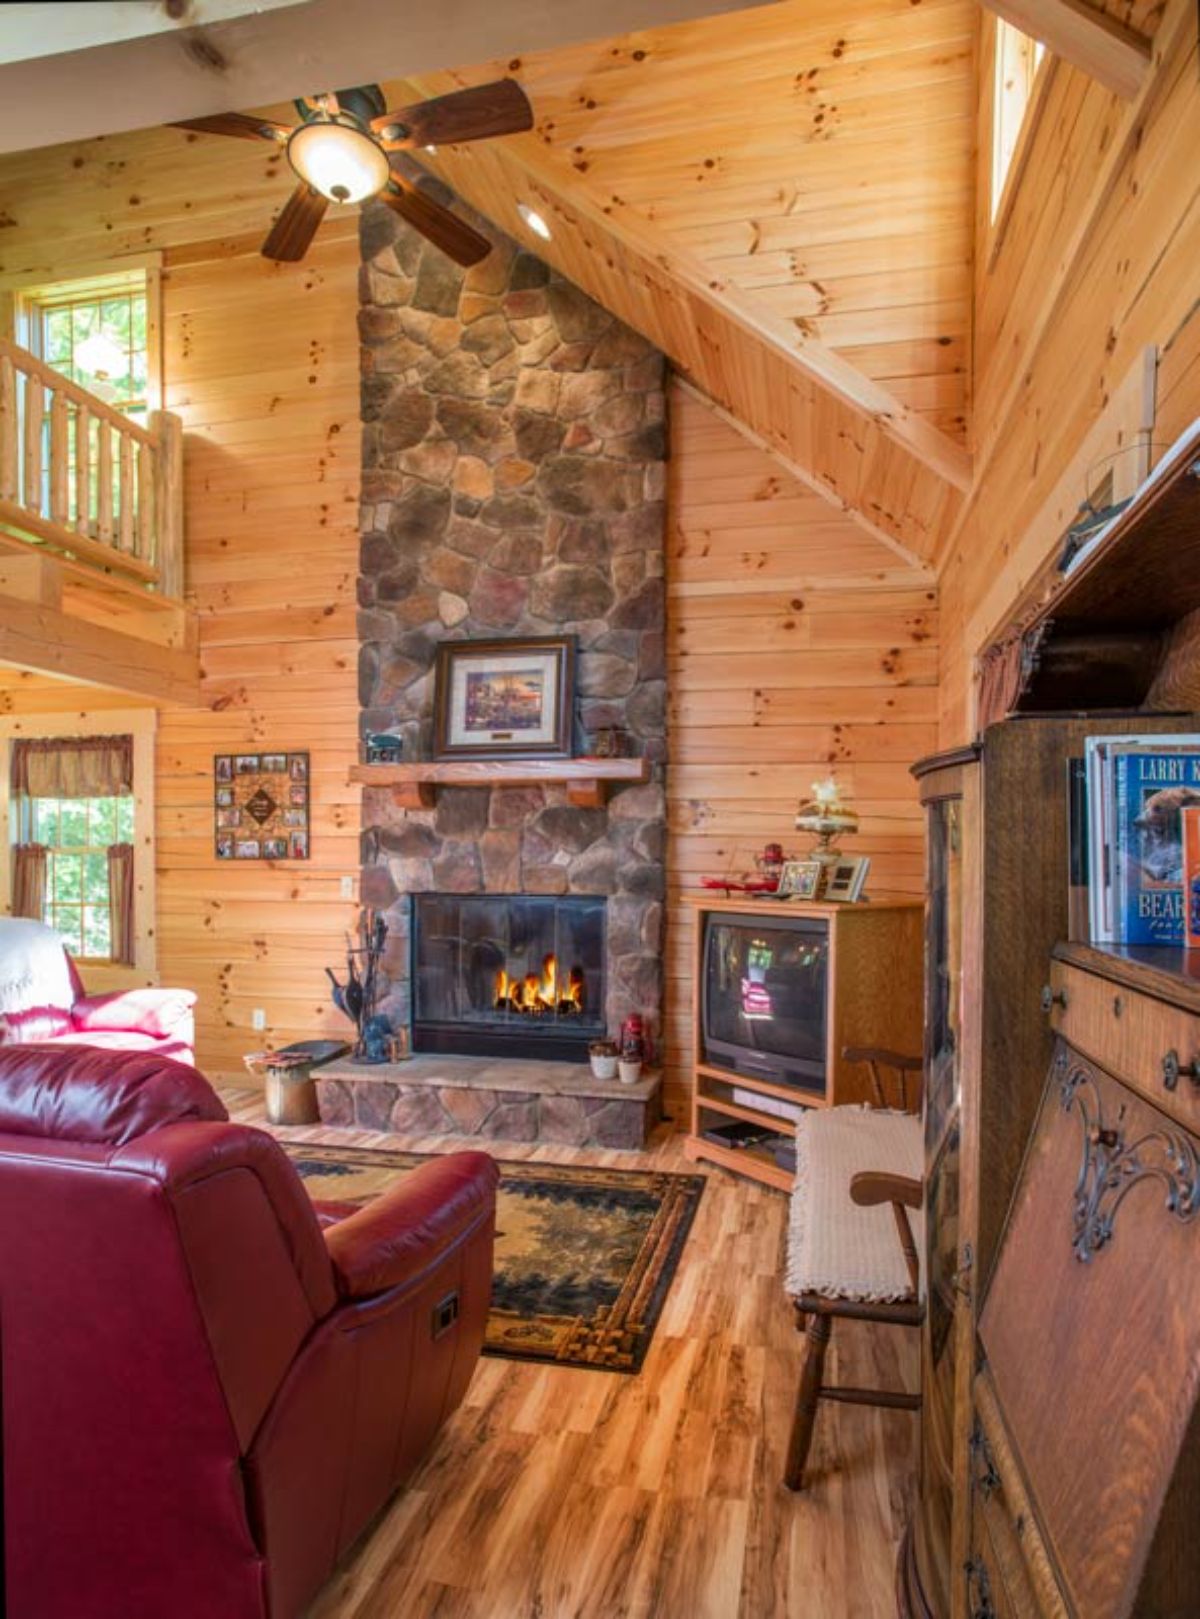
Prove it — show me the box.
[588,1038,619,1081]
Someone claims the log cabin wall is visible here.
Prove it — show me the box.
[663,379,937,1111]
[0,128,362,1072]
[936,0,1200,743]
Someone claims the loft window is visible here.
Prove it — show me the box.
[9,734,136,965]
[15,268,156,423]
[991,20,1047,222]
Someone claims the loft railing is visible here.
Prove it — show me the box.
[0,337,184,599]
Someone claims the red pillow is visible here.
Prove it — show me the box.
[73,987,197,1039]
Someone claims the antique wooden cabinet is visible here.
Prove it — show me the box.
[903,715,1200,1619]
[901,429,1200,1617]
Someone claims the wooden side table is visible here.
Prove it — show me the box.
[245,1039,351,1125]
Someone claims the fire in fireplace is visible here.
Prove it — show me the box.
[494,955,586,1018]
[412,893,606,1060]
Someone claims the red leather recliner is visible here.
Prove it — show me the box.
[0,1044,498,1619]
[0,948,197,1062]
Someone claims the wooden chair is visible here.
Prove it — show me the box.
[783,1046,924,1491]
[842,1044,924,1113]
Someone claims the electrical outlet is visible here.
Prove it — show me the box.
[340,875,355,900]
[252,1008,266,1032]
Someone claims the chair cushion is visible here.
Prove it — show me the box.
[785,1106,924,1303]
[0,1044,227,1146]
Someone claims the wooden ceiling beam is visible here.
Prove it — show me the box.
[980,0,1152,98]
[673,378,934,577]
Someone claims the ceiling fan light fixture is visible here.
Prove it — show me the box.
[517,202,552,241]
[286,118,390,204]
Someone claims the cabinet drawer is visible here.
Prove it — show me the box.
[1047,960,1200,1134]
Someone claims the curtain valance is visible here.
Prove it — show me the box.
[10,735,134,800]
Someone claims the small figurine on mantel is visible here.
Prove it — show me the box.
[326,908,391,1064]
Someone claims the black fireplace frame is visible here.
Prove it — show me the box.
[409,892,607,1063]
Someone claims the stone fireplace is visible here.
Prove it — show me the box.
[355,184,667,1060]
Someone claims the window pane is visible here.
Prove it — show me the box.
[45,309,72,364]
[53,853,82,903]
[116,797,136,841]
[91,797,117,844]
[54,909,83,956]
[71,303,97,341]
[82,906,112,959]
[82,850,109,903]
[32,798,58,844]
[100,298,130,344]
[58,800,88,847]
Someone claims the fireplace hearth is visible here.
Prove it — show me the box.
[412,894,606,1061]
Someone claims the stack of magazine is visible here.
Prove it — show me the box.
[1071,734,1200,947]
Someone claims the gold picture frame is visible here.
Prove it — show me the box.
[776,859,823,900]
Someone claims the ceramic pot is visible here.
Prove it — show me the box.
[618,1058,643,1086]
[589,1047,618,1081]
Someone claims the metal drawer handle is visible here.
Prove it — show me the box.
[1041,984,1068,1013]
[1163,1050,1200,1092]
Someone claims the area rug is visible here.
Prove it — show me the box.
[284,1143,705,1373]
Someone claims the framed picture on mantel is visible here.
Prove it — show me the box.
[433,636,576,761]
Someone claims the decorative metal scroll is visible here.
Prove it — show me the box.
[1058,1055,1200,1263]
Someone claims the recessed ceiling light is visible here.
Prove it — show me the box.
[517,202,552,241]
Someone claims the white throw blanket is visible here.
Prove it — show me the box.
[785,1105,925,1304]
[0,918,76,1016]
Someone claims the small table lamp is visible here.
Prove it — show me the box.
[795,778,858,893]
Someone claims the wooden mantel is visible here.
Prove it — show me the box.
[350,757,651,810]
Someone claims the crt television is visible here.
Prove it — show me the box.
[701,910,829,1091]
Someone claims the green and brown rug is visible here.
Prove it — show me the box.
[285,1143,705,1374]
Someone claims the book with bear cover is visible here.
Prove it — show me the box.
[1114,750,1200,945]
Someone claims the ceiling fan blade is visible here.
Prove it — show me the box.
[381,180,491,267]
[171,111,290,142]
[261,183,329,263]
[373,80,533,150]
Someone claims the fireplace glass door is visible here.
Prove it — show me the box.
[412,894,606,1060]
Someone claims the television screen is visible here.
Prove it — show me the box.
[702,913,828,1089]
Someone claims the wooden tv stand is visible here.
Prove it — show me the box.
[682,895,923,1191]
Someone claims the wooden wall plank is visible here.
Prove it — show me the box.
[663,378,933,1111]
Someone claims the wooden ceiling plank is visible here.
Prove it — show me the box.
[980,0,1152,98]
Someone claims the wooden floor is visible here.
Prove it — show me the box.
[223,1091,917,1619]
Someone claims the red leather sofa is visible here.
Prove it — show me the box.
[0,1044,498,1619]
[0,949,197,1062]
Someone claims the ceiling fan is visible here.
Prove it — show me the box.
[173,79,533,267]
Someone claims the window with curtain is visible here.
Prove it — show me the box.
[10,735,136,963]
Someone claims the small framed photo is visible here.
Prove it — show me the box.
[235,754,260,775]
[235,838,261,860]
[216,806,241,829]
[215,787,234,808]
[777,859,823,901]
[289,784,308,806]
[215,755,233,782]
[288,754,308,780]
[289,832,309,859]
[261,753,287,774]
[433,635,575,761]
[262,836,289,861]
[216,834,234,859]
[825,855,871,903]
